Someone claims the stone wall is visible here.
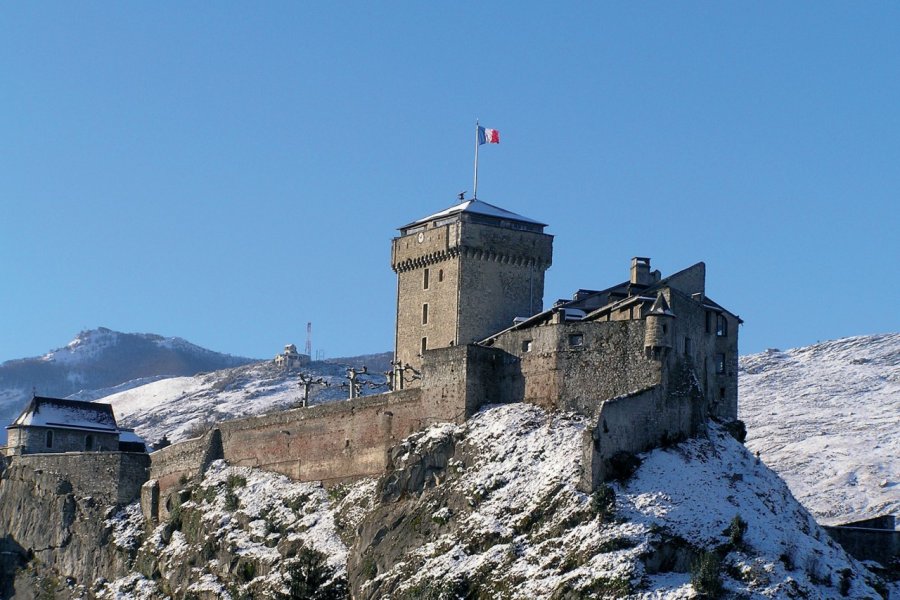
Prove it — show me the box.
[392,218,552,375]
[148,428,223,497]
[823,524,900,567]
[6,426,119,455]
[581,359,704,489]
[490,319,661,415]
[145,344,514,521]
[666,290,739,420]
[10,451,149,505]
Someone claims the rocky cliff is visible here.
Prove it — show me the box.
[2,403,890,599]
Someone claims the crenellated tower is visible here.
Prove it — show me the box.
[391,198,553,381]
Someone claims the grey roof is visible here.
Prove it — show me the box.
[8,396,118,432]
[649,293,675,316]
[400,199,547,230]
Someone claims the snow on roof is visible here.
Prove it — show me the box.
[401,199,546,229]
[10,396,118,432]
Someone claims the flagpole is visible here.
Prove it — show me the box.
[473,119,479,200]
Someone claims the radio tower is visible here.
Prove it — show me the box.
[305,322,312,358]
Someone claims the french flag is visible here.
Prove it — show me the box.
[478,126,500,145]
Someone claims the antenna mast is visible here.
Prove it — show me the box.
[305,322,312,357]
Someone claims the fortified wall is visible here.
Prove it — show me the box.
[5,452,149,506]
[144,344,513,521]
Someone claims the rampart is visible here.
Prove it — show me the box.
[823,516,899,567]
[9,452,149,505]
[580,360,704,489]
[145,344,513,520]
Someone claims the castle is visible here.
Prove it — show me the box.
[3,197,741,521]
[139,197,740,520]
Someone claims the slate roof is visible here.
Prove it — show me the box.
[400,199,547,230]
[8,396,119,433]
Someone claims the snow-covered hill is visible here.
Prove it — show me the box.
[0,328,256,442]
[739,333,900,526]
[102,355,390,446]
[93,404,888,599]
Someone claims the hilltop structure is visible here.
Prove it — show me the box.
[141,197,741,519]
[273,343,310,370]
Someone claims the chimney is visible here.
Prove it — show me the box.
[630,257,652,286]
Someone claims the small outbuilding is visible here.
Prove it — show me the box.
[5,396,147,455]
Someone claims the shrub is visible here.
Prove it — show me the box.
[728,514,748,548]
[723,420,747,443]
[838,568,852,596]
[691,551,724,598]
[591,485,616,521]
[227,474,247,489]
[607,451,641,482]
[224,490,240,511]
[277,546,349,599]
[238,561,256,582]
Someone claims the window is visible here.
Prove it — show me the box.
[421,337,427,354]
[568,333,584,347]
[85,434,94,451]
[684,337,692,355]
[662,323,668,335]
[46,430,53,449]
[422,303,429,325]
[716,353,726,374]
[705,311,712,334]
[719,387,726,401]
[716,314,728,337]
[522,340,533,352]
[423,268,430,289]
[438,269,444,282]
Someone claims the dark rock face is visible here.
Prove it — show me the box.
[0,462,137,599]
[349,426,472,600]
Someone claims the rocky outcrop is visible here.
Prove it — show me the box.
[0,461,139,599]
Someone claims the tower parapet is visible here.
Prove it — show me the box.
[392,198,553,378]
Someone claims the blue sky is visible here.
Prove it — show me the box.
[2,3,898,362]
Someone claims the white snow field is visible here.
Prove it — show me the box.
[739,333,899,526]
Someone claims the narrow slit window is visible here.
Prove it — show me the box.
[421,337,427,354]
[716,353,726,374]
[438,269,444,282]
[85,434,94,451]
[422,303,429,324]
[423,268,429,290]
[46,430,53,448]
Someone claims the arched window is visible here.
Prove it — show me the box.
[46,430,53,449]
[85,434,94,451]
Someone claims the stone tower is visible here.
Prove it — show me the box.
[391,199,553,380]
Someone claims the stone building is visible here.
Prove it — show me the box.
[274,343,309,370]
[391,199,553,379]
[395,198,741,487]
[5,396,147,456]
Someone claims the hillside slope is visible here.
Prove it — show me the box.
[0,328,256,441]
[100,354,391,446]
[739,333,900,525]
[80,404,886,599]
